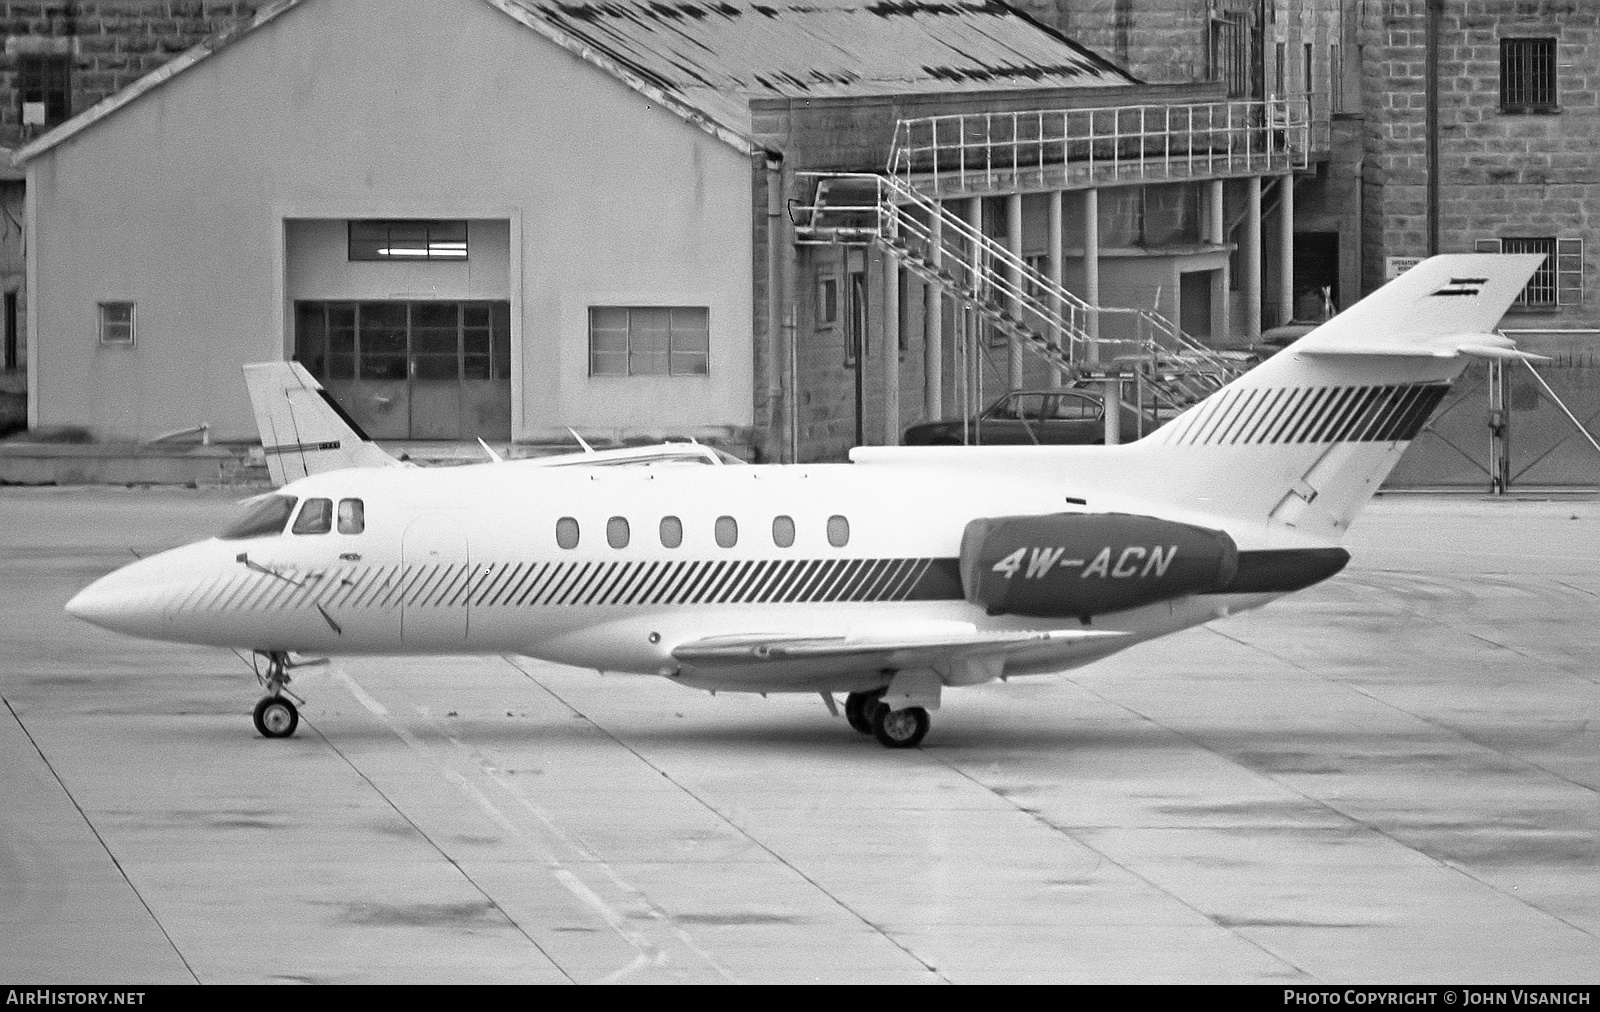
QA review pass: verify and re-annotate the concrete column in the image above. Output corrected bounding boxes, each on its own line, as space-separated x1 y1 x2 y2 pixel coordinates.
1244 175 1262 340
924 203 943 421
1006 192 1024 390
1083 189 1100 359
1047 189 1064 384
1209 178 1225 246
967 196 983 425
1278 173 1295 326
882 252 900 446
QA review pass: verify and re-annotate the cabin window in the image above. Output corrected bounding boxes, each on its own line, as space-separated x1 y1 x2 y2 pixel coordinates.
219 495 297 540
607 516 630 549
291 498 333 535
827 514 850 547
772 516 795 548
555 517 580 550
714 516 738 548
659 516 683 548
338 499 365 535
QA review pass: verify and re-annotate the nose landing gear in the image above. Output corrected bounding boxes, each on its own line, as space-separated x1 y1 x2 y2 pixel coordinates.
250 650 322 739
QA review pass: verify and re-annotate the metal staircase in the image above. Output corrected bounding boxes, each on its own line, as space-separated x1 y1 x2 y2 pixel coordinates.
792 171 1249 420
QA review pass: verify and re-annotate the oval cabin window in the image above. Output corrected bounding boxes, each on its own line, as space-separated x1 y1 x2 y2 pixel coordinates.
715 516 738 548
827 514 850 547
606 516 630 549
772 515 795 548
555 517 580 549
659 516 683 548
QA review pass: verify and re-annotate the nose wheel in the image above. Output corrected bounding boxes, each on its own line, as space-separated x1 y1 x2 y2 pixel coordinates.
249 650 320 739
253 695 299 738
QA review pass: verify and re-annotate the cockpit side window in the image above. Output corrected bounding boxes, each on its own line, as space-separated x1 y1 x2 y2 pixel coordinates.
338 498 365 535
219 494 298 540
292 498 333 535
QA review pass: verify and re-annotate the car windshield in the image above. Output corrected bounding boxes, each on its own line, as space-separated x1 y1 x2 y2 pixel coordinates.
219 494 298 540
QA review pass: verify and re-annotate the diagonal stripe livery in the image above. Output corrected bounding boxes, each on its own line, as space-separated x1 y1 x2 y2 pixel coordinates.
1156 383 1450 446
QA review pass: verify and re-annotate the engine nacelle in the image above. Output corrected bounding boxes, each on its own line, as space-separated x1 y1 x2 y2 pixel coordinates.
959 513 1239 619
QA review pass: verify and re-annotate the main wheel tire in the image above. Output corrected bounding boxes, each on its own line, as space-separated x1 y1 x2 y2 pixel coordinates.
844 690 884 735
253 695 299 738
872 705 929 749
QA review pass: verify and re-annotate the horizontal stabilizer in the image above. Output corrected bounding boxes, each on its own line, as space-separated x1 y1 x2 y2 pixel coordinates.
1299 331 1551 362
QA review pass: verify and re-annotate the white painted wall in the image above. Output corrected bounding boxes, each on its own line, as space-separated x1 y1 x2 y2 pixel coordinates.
284 219 512 302
26 0 754 442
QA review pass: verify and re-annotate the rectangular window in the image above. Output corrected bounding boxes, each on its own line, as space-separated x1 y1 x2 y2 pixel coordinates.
293 301 511 381
347 220 469 261
817 276 839 328
1210 12 1255 98
1476 237 1584 306
98 302 134 346
1330 43 1344 113
587 306 709 377
19 55 70 128
1500 38 1558 112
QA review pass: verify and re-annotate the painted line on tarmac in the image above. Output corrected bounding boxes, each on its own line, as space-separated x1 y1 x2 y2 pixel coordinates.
329 663 735 983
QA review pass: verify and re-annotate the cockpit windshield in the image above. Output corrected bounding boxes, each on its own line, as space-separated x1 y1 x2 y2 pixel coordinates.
219 494 298 540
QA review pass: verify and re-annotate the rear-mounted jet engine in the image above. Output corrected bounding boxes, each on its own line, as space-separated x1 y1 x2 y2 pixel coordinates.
959 513 1239 619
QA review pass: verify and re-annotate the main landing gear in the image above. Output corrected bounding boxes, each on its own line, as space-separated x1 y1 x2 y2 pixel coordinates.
844 689 931 749
251 650 319 739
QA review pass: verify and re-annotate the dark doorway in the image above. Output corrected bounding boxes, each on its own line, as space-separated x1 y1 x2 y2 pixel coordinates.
1180 270 1214 339
4 292 16 371
847 269 867 446
1294 232 1340 322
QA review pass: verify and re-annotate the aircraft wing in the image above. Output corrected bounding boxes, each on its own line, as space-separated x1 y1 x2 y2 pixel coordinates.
672 626 1128 681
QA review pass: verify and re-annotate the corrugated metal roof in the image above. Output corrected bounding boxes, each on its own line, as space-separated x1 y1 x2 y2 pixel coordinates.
498 0 1137 135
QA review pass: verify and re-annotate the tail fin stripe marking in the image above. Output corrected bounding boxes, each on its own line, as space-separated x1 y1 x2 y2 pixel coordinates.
1361 385 1415 442
1216 387 1268 445
1262 387 1313 443
1205 387 1258 446
1300 386 1353 443
1348 384 1399 442
1296 386 1346 443
1317 385 1368 443
1242 387 1294 445
1276 387 1327 444
1176 390 1226 445
1329 386 1384 443
1373 385 1428 442
1389 385 1449 441
1230 387 1280 444
1191 387 1246 446
1305 386 1358 443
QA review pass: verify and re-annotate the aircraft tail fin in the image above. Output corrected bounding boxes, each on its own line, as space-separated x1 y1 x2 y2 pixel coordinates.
1138 254 1547 537
242 361 401 486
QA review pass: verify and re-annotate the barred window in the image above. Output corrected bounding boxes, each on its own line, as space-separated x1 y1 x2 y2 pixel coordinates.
19 55 70 129
1475 237 1583 307
1500 38 1557 112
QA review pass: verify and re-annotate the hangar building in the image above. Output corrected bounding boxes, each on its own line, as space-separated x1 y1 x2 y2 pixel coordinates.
14 0 1309 461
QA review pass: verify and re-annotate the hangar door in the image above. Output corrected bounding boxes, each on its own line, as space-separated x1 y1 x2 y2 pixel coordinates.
294 300 511 440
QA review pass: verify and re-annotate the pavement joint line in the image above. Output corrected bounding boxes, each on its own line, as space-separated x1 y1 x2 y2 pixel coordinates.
332 661 730 984
1202 624 1599 940
1 693 202 985
924 692 1318 984
496 653 952 984
311 666 575 983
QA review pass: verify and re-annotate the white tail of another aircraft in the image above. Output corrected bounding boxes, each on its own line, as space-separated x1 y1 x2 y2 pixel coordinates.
242 362 400 486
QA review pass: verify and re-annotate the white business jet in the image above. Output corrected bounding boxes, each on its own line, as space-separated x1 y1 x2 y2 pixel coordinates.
66 255 1546 747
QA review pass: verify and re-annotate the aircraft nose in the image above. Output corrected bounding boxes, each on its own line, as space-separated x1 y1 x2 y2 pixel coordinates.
65 553 181 637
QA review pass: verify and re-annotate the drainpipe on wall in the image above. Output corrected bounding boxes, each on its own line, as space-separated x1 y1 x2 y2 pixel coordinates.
765 155 785 461
1425 0 1442 256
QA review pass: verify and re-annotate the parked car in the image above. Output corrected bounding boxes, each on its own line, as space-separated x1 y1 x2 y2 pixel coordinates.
903 389 1108 446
